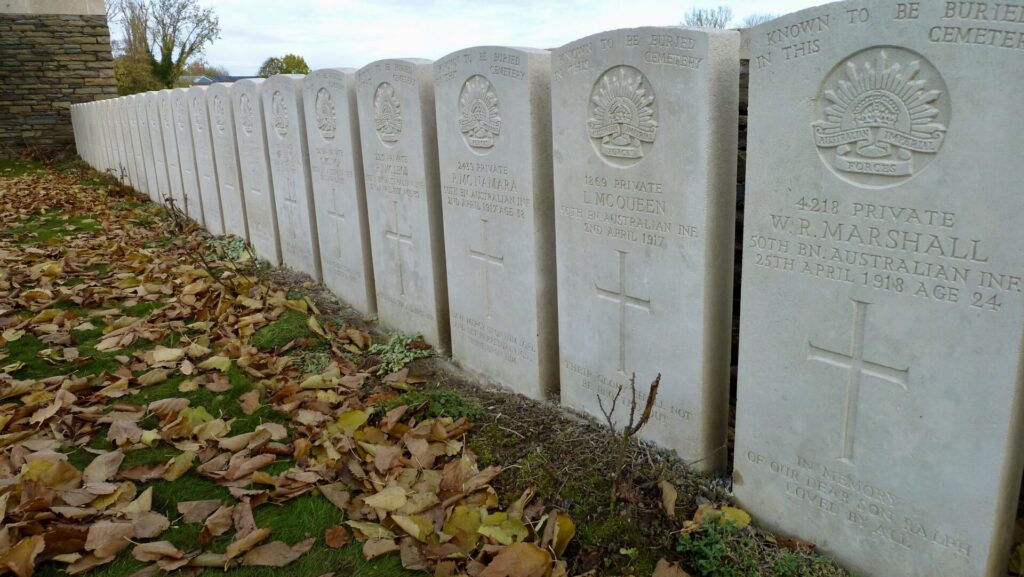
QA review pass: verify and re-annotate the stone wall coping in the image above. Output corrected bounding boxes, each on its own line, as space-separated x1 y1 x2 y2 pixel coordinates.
0 0 105 16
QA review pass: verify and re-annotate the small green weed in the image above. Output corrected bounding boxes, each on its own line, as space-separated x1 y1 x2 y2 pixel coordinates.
367 333 433 374
382 389 483 420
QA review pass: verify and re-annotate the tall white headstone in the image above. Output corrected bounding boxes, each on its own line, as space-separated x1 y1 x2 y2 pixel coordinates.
734 2 1024 576
552 28 739 470
303 68 376 315
188 86 225 235
114 98 133 186
434 46 557 399
126 96 147 194
144 92 171 205
158 89 186 211
133 94 160 202
208 82 249 240
262 74 321 280
232 79 281 265
356 58 450 350
172 87 205 224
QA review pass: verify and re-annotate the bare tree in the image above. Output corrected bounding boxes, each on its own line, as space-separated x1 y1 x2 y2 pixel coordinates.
683 5 734 29
743 13 777 27
109 0 221 88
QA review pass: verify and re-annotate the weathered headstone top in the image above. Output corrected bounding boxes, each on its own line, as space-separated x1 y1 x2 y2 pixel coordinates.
303 68 377 315
434 46 557 399
232 79 281 265
552 27 739 470
734 2 1024 576
356 58 450 351
208 82 249 241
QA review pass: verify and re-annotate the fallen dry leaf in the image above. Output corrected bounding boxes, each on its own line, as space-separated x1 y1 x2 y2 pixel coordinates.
478 542 551 577
325 526 350 549
242 538 314 567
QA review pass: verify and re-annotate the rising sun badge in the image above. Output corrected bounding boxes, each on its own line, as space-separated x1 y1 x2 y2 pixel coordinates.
374 82 402 144
587 65 658 166
813 47 949 187
315 87 336 141
458 74 501 152
271 90 289 138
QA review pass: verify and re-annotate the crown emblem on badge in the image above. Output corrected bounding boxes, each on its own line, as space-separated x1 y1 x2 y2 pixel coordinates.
272 91 289 138
813 48 948 185
239 93 255 135
374 82 402 144
458 75 500 151
588 66 658 163
315 87 336 141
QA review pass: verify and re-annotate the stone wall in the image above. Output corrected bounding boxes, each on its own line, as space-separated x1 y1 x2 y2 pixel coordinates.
0 1 116 157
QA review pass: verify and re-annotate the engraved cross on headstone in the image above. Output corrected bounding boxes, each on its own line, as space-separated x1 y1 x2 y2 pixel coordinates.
326 192 346 267
595 250 651 374
384 199 413 296
808 299 909 465
468 218 505 320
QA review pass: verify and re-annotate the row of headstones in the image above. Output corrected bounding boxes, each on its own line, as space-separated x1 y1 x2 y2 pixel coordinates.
70 3 1023 576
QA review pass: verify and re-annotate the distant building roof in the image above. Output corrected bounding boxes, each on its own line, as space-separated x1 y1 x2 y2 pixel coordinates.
187 75 259 86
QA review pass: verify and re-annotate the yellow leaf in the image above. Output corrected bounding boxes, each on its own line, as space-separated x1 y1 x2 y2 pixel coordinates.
163 451 196 481
137 368 170 386
307 316 327 339
717 507 751 530
334 410 368 435
364 486 408 512
196 355 231 371
552 513 576 557
148 347 184 364
346 520 395 540
2 328 25 342
479 512 529 545
391 514 433 542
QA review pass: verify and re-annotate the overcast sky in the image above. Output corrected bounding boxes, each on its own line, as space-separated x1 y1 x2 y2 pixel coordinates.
192 0 827 75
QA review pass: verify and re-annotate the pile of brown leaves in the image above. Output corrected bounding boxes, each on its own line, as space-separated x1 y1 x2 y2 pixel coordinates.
0 168 576 576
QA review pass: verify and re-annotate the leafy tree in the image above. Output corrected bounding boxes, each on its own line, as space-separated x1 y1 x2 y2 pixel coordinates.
743 13 777 26
109 0 221 88
683 5 734 28
182 59 230 78
114 54 163 95
257 54 310 77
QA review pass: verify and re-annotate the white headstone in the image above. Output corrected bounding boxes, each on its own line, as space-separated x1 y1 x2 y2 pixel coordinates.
262 74 321 280
188 86 225 235
144 92 171 205
552 27 739 470
232 79 281 265
98 100 113 174
208 82 250 240
434 47 557 399
734 2 1024 576
157 89 186 211
356 58 450 350
171 87 205 224
303 68 377 315
114 98 133 186
133 94 160 202
126 96 148 194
